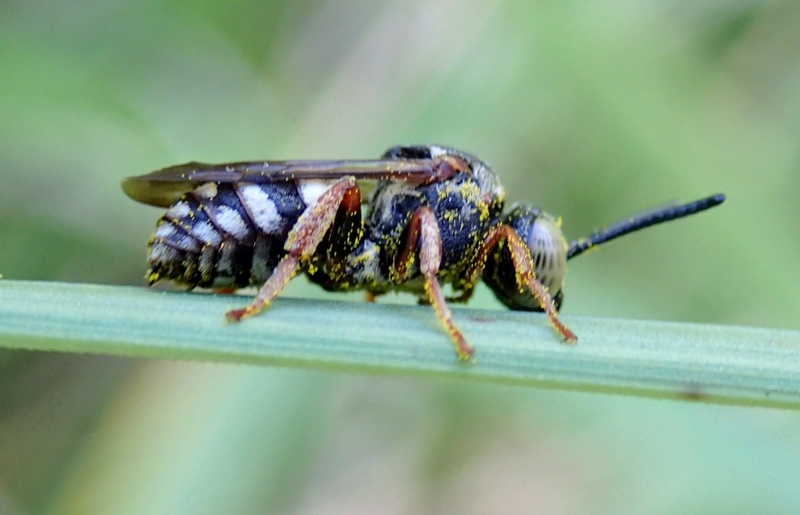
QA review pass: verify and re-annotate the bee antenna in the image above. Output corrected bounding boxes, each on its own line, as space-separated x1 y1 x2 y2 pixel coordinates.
566 193 725 260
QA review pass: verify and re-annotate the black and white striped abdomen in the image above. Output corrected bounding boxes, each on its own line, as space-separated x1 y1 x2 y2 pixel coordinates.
147 181 306 289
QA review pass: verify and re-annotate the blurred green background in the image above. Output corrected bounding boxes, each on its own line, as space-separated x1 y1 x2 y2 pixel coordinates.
1 0 800 513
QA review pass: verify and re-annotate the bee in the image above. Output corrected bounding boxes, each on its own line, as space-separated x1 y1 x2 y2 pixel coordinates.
123 145 725 362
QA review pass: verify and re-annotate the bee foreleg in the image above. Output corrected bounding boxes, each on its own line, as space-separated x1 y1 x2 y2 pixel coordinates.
486 226 577 344
410 206 475 362
226 176 358 322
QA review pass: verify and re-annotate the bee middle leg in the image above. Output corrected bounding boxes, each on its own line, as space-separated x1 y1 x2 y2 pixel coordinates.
226 176 359 322
395 206 475 362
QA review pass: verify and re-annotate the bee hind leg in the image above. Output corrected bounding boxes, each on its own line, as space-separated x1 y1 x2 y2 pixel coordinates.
226 176 358 322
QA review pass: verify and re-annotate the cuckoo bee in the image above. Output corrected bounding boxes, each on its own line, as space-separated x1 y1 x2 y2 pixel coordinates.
123 145 725 362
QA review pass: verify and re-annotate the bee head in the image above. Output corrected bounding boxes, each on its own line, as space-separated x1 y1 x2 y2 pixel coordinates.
482 204 568 312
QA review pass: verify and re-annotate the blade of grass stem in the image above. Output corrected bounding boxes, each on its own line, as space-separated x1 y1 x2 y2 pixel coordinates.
0 280 798 408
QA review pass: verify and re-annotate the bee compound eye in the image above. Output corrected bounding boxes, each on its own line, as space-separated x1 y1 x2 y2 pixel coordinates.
527 216 567 296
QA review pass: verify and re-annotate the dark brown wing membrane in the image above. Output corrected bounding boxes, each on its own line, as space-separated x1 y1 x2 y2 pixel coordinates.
122 159 445 207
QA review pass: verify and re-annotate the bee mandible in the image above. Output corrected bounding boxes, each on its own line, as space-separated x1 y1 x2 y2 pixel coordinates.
122 145 724 362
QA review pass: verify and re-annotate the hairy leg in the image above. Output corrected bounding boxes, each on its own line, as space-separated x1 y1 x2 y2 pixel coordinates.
462 225 576 343
395 206 475 361
226 176 359 321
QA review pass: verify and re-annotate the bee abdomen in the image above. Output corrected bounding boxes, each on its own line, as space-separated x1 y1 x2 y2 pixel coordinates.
147 182 305 289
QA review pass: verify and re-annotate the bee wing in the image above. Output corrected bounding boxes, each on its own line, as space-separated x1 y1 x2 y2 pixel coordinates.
122 158 445 208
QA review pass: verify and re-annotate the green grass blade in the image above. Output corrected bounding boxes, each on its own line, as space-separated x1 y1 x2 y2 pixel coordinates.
0 280 798 408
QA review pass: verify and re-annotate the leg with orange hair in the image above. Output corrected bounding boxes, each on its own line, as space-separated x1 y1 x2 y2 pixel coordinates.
455 225 576 344
226 176 360 322
394 206 475 361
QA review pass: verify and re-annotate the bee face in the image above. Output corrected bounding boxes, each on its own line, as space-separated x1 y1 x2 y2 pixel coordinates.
525 214 568 298
482 204 568 312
